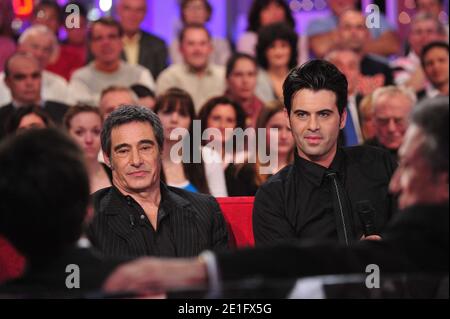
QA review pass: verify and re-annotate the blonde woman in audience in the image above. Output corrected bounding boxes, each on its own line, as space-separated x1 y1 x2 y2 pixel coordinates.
64 105 112 194
155 88 227 196
358 93 376 141
253 101 295 185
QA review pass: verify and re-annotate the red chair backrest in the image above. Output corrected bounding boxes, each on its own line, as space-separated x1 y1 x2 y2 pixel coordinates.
0 235 25 284
216 197 255 248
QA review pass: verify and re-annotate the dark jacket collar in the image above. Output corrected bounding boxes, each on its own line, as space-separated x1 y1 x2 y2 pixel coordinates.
294 148 346 186
105 182 191 216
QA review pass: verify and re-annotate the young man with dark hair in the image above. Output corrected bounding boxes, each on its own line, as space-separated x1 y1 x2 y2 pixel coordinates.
252 60 397 247
418 41 449 99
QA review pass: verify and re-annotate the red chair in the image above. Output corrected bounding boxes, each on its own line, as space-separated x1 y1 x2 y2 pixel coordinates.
0 235 25 284
216 197 255 248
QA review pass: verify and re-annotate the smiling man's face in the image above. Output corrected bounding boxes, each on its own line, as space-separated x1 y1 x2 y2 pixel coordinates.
105 121 161 194
289 89 346 166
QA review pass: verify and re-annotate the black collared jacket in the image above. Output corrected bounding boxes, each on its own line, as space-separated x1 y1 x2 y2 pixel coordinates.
87 184 229 259
253 146 397 246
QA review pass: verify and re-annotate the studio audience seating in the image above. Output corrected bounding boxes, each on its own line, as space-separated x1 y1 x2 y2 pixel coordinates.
216 197 255 248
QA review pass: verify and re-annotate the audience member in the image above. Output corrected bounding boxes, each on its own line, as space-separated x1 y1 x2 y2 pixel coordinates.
0 53 68 139
365 86 416 163
99 86 138 118
154 88 227 196
0 25 69 106
307 0 400 58
117 0 168 79
255 23 298 103
64 105 112 193
170 0 231 66
391 13 445 92
131 84 156 110
237 0 307 65
225 53 264 128
46 1 89 81
156 25 225 112
69 18 155 106
418 41 449 99
4 105 54 136
199 96 253 196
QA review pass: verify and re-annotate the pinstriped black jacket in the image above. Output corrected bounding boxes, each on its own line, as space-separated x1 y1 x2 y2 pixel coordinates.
87 184 229 259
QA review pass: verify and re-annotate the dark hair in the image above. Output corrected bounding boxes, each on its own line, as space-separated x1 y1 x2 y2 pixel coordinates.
411 96 449 176
89 17 123 41
155 88 209 194
283 60 348 115
32 0 63 24
181 0 212 23
178 23 211 43
5 105 54 135
420 41 449 67
131 84 155 99
256 22 298 70
64 104 103 130
199 96 247 133
247 0 295 32
226 53 257 78
101 105 164 158
0 128 89 264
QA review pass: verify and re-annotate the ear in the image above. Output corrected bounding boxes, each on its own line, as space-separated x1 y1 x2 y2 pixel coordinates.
103 152 112 169
4 77 11 90
339 108 348 130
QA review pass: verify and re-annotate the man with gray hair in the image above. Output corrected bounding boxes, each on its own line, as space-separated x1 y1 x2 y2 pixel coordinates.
99 86 138 118
365 86 416 162
0 25 69 106
87 105 228 259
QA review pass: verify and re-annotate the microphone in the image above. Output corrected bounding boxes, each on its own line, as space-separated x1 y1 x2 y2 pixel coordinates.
356 200 378 236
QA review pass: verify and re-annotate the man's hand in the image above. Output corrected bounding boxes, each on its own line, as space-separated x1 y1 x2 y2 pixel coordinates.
102 257 209 296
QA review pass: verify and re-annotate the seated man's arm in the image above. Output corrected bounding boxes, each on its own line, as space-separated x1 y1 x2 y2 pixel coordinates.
209 197 230 252
253 183 296 246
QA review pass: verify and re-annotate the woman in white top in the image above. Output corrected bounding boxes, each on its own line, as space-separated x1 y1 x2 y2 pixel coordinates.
155 88 227 196
64 105 112 194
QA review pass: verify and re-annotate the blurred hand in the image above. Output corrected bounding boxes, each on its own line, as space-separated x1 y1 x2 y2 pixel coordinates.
360 234 382 241
102 257 208 296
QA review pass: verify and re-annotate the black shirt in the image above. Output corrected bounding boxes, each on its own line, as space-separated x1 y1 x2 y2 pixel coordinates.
364 137 398 164
88 183 229 259
253 146 397 246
